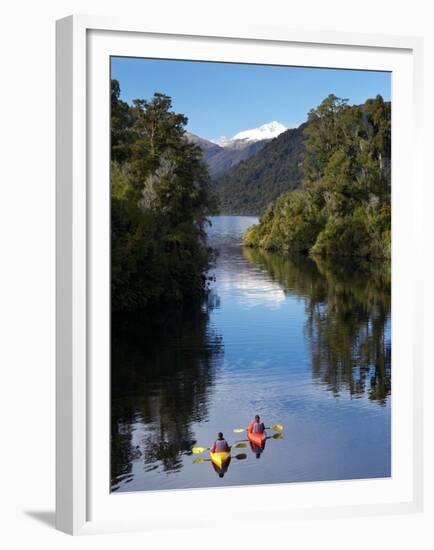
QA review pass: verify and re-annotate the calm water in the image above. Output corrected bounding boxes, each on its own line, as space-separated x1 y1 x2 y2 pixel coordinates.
111 216 391 492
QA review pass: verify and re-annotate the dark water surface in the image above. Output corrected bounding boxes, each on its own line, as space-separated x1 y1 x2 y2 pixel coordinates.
111 216 391 492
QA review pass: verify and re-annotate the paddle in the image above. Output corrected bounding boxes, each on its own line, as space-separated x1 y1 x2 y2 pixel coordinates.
191 447 210 455
193 453 247 464
193 457 209 464
233 424 284 433
191 442 247 455
234 453 247 460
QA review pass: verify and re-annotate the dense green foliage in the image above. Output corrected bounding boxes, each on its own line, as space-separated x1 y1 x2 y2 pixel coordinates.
213 125 305 215
111 80 215 312
244 95 391 259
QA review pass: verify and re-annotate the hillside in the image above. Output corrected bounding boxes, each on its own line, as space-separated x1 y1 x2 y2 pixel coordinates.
243 95 391 259
213 124 306 215
185 133 223 166
186 131 272 178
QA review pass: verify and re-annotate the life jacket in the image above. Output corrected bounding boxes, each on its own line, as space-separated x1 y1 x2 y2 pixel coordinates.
214 438 229 452
252 421 265 434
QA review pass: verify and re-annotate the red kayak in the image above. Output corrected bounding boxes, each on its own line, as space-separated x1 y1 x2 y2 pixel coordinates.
247 430 266 447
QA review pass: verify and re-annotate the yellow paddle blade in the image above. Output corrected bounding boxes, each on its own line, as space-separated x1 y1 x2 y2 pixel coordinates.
234 453 247 460
193 458 205 464
233 428 246 433
233 442 247 449
271 424 284 431
191 447 208 454
272 432 284 440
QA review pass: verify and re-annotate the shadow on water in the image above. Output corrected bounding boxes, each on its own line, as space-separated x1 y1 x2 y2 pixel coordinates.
243 248 391 405
111 296 224 490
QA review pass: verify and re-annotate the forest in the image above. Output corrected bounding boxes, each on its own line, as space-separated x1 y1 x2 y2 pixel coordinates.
110 78 392 491
111 86 391 314
111 80 215 312
213 124 305 214
243 95 391 259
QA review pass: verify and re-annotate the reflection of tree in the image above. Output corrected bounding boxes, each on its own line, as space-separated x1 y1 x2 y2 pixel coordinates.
111 297 223 490
243 248 391 405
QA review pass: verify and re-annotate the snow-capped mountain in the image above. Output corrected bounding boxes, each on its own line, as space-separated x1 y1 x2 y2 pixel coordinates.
213 121 287 147
186 121 289 178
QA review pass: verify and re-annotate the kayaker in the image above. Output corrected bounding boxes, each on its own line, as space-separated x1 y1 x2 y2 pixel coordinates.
210 432 231 453
248 415 265 434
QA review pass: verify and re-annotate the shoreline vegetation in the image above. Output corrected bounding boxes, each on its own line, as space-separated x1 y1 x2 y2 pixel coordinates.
111 80 215 312
243 95 391 260
111 81 391 314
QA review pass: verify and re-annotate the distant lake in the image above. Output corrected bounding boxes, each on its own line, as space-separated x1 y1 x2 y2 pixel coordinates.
111 215 391 492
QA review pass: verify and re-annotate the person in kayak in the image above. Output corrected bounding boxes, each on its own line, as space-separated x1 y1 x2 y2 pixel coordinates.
210 432 231 453
248 415 265 434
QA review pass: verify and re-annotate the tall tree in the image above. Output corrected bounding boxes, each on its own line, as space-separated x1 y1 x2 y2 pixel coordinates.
111 80 214 311
244 95 391 259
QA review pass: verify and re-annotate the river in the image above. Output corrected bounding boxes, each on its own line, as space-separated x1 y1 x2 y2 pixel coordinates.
111 215 391 492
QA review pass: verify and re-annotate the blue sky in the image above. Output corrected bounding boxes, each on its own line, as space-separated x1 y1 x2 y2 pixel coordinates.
111 57 391 141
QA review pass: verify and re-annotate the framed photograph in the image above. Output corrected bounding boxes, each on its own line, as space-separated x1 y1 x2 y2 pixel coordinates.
56 15 424 535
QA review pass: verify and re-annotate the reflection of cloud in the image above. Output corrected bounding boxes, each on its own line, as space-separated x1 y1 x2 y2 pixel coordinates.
217 270 286 310
206 215 286 310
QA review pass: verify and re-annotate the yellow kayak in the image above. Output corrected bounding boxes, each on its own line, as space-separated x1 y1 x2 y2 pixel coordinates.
210 450 230 469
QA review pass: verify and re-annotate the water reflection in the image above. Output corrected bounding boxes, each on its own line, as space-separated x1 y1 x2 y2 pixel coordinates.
111 299 224 490
194 452 248 478
211 457 231 478
249 440 266 459
111 216 391 492
243 248 391 404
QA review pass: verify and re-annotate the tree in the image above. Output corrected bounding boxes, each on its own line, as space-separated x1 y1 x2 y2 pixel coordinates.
110 80 215 311
111 80 134 163
244 95 391 260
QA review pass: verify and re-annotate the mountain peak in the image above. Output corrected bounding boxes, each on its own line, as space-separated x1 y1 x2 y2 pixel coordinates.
213 121 287 147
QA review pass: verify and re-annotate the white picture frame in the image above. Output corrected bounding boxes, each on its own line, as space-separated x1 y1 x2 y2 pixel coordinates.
56 15 425 535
